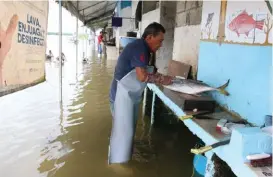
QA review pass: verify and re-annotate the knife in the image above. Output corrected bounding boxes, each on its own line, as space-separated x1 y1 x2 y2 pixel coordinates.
178 111 212 121
190 139 230 154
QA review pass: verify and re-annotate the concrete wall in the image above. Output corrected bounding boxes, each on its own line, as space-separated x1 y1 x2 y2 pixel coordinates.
114 1 134 49
115 6 134 49
131 0 139 19
0 1 48 95
141 8 160 35
140 2 177 75
118 6 135 36
156 1 176 74
143 1 159 14
172 1 203 78
131 0 141 37
198 1 272 125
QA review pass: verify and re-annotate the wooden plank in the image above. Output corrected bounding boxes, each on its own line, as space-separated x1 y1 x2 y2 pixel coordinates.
167 60 191 79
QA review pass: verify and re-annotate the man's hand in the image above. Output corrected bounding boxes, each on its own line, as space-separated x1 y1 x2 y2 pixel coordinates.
153 73 174 85
0 14 18 67
160 75 173 85
135 67 174 85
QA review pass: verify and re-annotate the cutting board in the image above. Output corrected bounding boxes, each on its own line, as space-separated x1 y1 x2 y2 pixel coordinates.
167 60 191 79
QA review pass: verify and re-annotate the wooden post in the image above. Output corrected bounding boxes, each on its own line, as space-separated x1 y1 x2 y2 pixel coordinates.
217 0 227 45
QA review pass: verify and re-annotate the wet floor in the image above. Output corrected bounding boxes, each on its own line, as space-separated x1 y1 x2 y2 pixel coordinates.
0 54 196 177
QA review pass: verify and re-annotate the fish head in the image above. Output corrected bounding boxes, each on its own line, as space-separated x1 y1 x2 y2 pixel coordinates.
228 19 236 31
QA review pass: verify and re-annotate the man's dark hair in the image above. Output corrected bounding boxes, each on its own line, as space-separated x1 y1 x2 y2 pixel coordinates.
142 22 165 39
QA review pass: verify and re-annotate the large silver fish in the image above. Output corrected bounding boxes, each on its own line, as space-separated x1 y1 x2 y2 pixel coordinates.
163 76 230 96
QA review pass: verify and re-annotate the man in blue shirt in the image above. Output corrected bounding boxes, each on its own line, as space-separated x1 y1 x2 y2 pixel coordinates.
108 22 174 164
109 22 173 115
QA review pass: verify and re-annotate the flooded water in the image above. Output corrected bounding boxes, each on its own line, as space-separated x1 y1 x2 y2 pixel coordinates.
0 38 196 177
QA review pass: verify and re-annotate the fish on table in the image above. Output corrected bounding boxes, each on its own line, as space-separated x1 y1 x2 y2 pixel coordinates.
163 76 230 96
228 10 265 37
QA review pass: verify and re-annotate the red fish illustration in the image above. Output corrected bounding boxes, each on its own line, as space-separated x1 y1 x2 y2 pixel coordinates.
228 10 265 37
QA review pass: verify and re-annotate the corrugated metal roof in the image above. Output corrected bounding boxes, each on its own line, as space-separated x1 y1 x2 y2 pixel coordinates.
56 1 118 28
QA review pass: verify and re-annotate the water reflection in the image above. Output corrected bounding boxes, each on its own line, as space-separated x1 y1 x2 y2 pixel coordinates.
0 53 195 177
40 57 115 177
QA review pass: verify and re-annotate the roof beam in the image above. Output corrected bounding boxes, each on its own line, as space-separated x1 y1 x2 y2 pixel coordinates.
56 0 117 28
84 9 114 25
104 1 109 14
85 6 106 18
78 1 105 12
65 1 85 22
85 2 116 18
87 17 111 29
88 15 112 25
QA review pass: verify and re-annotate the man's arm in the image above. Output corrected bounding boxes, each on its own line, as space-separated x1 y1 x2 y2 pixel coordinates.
135 67 173 85
131 48 172 85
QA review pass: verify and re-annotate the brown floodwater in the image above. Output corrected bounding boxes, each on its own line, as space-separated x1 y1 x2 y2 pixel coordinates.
0 54 197 177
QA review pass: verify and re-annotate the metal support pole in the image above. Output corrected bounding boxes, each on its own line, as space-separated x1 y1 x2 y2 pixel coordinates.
82 27 84 58
85 29 87 58
140 1 143 35
76 1 79 79
142 87 147 119
59 0 62 103
151 92 156 125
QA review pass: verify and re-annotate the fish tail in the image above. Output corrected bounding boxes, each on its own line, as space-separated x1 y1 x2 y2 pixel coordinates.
255 19 265 30
217 79 230 96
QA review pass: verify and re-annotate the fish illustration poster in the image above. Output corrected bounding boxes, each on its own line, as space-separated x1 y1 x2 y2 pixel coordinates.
201 1 272 45
0 1 48 90
200 1 221 40
225 1 272 44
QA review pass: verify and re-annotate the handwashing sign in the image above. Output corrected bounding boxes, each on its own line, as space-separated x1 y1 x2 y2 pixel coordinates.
0 1 48 92
18 14 46 46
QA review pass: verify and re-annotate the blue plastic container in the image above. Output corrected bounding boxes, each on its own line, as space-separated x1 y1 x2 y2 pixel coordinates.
193 154 207 176
119 36 138 48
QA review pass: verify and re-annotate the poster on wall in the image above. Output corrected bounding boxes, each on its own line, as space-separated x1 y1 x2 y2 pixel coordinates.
225 1 272 45
200 1 221 40
201 1 272 46
0 1 48 90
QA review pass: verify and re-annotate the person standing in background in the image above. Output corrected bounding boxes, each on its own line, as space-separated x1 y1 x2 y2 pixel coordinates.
97 31 103 57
